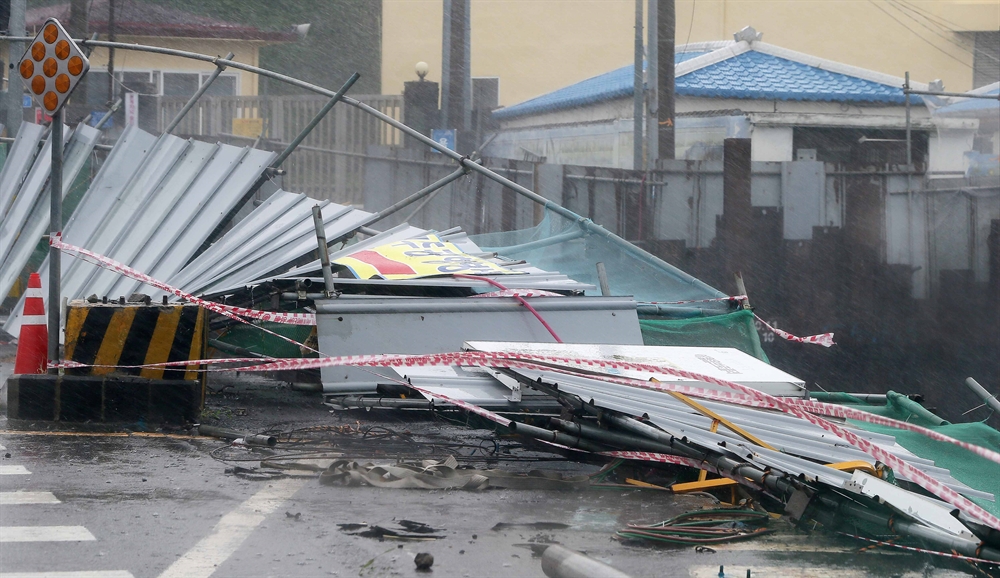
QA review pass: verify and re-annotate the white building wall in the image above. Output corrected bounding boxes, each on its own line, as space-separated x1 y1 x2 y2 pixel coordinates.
751 126 794 161
928 128 977 176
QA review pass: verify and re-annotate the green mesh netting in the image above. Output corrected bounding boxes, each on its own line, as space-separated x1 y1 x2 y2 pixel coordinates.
834 391 1000 518
471 209 728 307
470 209 764 358
638 309 768 362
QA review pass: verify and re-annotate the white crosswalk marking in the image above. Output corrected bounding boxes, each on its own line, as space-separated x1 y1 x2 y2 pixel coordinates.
0 465 30 475
0 526 96 542
0 491 61 505
0 570 134 578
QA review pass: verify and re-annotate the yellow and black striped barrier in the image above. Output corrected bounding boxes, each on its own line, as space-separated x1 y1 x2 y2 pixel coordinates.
64 300 206 380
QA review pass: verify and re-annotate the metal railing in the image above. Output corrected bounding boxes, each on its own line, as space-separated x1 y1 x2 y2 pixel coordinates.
155 93 403 205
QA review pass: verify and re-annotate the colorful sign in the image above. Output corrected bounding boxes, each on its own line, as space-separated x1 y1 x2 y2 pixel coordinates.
333 234 523 280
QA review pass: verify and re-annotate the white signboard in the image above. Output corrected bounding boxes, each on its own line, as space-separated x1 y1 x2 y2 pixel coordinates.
124 92 139 127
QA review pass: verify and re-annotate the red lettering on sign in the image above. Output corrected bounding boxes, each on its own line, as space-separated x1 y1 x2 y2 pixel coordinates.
349 250 417 277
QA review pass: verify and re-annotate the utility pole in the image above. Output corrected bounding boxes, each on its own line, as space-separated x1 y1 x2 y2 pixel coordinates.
645 0 659 169
3 0 26 135
657 0 675 159
632 0 643 171
107 0 116 102
440 0 470 146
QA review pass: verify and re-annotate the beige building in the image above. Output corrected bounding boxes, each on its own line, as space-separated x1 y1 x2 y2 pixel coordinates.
382 0 1000 107
21 0 298 105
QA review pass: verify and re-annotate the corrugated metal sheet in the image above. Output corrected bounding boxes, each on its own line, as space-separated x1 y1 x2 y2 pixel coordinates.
0 122 100 306
173 191 376 297
3 126 276 337
0 122 45 219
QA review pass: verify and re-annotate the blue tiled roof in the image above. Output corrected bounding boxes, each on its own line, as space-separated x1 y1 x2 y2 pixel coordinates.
494 48 914 120
679 51 911 104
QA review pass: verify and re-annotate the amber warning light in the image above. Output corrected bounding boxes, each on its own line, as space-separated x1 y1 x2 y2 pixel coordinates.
18 18 89 114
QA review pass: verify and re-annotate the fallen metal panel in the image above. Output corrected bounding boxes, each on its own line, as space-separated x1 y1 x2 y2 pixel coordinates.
73 136 197 300
316 295 643 393
3 133 277 339
0 122 45 219
168 191 311 291
844 471 978 539
465 341 806 397
2 125 158 337
0 124 99 305
192 198 372 296
99 141 238 298
133 146 276 287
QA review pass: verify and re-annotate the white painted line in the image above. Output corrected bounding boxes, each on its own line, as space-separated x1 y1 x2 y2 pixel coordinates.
0 526 96 542
0 444 6 451
157 477 305 578
0 465 30 475
0 491 61 505
0 570 135 578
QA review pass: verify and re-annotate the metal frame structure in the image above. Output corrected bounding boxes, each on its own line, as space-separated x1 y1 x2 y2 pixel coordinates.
1 35 723 300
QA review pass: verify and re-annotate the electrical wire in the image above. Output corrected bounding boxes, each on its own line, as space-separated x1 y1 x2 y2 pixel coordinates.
867 0 973 70
894 0 1000 64
684 0 697 49
885 0 999 65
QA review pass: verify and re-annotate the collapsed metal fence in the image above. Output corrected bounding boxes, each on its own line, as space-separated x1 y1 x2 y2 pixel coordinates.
156 94 403 205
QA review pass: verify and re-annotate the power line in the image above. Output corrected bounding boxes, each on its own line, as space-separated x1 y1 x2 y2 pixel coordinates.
888 0 999 64
867 0 972 70
684 0 696 48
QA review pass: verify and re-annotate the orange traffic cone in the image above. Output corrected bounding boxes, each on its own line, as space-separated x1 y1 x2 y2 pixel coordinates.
13 273 48 374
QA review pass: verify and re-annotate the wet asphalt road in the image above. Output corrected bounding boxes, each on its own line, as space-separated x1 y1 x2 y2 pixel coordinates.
0 360 984 577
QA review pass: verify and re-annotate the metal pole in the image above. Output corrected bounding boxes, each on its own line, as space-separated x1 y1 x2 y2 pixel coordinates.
646 0 658 168
312 205 336 298
965 377 1000 414
107 0 116 101
3 0 26 136
596 262 611 296
348 166 468 234
905 72 912 172
632 0 644 171
93 98 122 131
164 51 234 134
47 110 63 372
269 72 360 169
198 71 360 257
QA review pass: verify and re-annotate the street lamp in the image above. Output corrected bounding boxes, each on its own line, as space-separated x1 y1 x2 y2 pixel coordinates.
415 61 428 81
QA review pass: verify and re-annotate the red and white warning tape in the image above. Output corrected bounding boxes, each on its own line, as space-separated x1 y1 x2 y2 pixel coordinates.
51 235 319 355
753 314 836 347
47 346 1000 528
837 532 999 565
50 235 317 326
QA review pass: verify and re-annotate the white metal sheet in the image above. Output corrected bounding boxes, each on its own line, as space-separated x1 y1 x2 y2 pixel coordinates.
464 341 806 397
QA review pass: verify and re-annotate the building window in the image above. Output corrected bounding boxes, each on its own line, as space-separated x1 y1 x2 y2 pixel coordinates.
83 69 239 107
973 31 1000 88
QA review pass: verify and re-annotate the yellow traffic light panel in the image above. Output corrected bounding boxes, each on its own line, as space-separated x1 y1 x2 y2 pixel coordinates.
18 18 89 115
